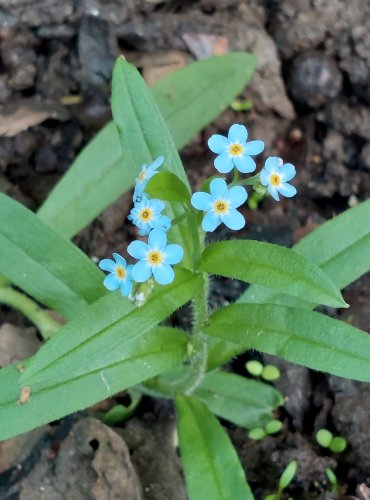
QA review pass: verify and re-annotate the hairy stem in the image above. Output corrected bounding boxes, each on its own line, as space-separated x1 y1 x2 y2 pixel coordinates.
0 287 61 340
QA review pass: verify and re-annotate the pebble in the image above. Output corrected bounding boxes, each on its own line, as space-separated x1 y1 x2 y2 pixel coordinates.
289 52 342 108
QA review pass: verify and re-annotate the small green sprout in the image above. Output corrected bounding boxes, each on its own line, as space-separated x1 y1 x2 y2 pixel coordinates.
249 427 266 440
264 460 298 500
316 429 333 448
316 429 347 453
246 360 263 376
231 98 253 112
262 365 281 381
249 419 283 440
265 419 283 435
330 436 347 453
325 468 340 494
246 360 281 380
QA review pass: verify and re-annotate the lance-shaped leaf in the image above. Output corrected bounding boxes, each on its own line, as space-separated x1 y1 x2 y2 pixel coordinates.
204 303 370 382
38 53 255 239
176 396 254 500
200 240 347 308
111 57 194 268
0 193 105 319
0 327 187 441
21 269 199 383
195 371 283 429
240 199 370 307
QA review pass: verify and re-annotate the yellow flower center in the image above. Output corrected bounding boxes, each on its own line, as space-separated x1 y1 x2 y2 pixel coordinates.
148 250 163 266
115 265 126 280
213 199 229 214
137 170 147 182
269 173 281 187
229 143 244 157
139 208 153 221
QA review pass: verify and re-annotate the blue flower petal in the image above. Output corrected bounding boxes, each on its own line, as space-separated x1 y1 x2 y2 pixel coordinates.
279 183 297 198
154 215 171 231
103 273 120 291
228 185 248 209
191 192 213 211
234 155 256 173
264 156 282 173
267 185 280 201
260 169 270 186
280 163 296 182
244 140 265 156
214 153 234 173
153 264 174 285
148 155 164 172
113 253 127 267
202 211 220 232
210 177 228 198
132 260 152 282
151 199 165 211
148 228 167 250
228 124 247 143
99 259 115 272
120 279 132 296
208 134 229 154
221 210 245 230
127 240 149 260
164 244 184 265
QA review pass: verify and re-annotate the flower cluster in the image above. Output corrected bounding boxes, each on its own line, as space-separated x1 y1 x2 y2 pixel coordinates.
99 124 297 300
191 123 297 231
99 157 183 298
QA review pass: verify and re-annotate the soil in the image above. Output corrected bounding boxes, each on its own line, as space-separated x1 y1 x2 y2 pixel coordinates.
0 0 370 498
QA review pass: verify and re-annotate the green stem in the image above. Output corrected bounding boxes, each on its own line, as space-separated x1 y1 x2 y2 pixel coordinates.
229 172 260 188
0 287 61 340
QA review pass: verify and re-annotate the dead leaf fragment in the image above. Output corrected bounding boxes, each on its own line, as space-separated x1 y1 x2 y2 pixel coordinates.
0 98 69 137
18 386 31 405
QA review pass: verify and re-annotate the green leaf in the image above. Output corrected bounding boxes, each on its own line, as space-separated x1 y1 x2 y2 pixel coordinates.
152 52 255 148
200 240 347 308
208 199 370 372
0 327 187 440
38 53 255 239
0 193 104 319
194 370 283 429
240 199 370 307
111 56 189 187
146 171 191 205
111 57 195 268
21 269 199 383
278 461 298 492
204 303 370 382
176 396 254 500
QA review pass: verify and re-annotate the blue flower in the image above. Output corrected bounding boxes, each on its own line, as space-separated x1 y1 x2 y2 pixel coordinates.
133 156 164 202
127 229 184 285
191 177 248 232
260 156 297 201
128 194 171 236
99 253 133 296
208 124 264 174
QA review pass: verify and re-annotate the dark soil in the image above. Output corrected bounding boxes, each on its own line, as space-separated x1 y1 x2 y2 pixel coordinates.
0 1 370 498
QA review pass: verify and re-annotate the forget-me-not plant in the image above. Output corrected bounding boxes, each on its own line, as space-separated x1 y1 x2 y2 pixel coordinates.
128 194 171 236
208 123 264 174
133 155 164 202
191 177 248 232
99 253 133 296
260 156 297 201
99 123 297 299
128 228 184 285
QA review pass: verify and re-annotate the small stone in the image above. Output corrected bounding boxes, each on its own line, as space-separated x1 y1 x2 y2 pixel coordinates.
289 52 342 108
